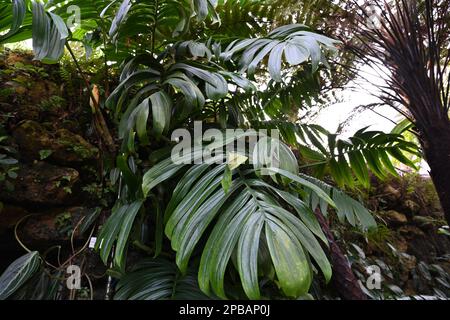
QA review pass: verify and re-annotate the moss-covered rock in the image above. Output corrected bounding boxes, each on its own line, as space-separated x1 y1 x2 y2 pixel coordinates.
382 210 408 226
404 199 421 215
54 128 99 162
13 120 98 164
12 120 50 159
19 207 90 243
1 50 65 124
0 162 79 206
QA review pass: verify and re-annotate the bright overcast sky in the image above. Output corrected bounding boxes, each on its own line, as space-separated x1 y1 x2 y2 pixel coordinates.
314 64 401 137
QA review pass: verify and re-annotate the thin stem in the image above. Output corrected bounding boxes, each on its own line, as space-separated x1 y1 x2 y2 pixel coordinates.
14 215 33 253
65 43 116 152
65 43 99 109
99 19 111 96
151 0 159 55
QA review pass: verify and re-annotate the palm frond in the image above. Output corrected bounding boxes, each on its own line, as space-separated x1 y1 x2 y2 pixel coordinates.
248 120 420 189
114 258 209 300
298 173 376 230
137 133 375 298
220 23 340 80
95 201 143 270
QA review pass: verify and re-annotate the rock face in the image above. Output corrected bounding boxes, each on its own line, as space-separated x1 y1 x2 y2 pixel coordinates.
0 51 102 249
13 120 98 165
347 174 450 298
397 224 450 263
19 207 89 243
383 210 408 226
0 51 62 124
382 184 402 202
404 199 421 215
0 50 108 292
0 162 79 206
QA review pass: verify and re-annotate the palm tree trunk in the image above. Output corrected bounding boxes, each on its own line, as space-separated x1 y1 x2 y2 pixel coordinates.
314 209 367 300
420 120 450 224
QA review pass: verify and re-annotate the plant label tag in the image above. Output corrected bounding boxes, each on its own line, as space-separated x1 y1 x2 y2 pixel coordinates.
89 237 97 249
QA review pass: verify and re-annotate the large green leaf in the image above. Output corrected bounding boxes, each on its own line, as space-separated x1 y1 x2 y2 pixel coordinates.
300 174 377 230
95 201 143 269
163 163 331 299
0 251 41 300
140 135 338 299
32 1 66 63
0 0 26 42
221 23 340 81
114 201 143 270
150 90 172 136
265 217 312 298
114 258 209 300
274 123 420 188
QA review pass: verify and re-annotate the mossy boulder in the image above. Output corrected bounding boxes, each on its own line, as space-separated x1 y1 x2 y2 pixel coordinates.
13 120 98 164
28 80 60 103
5 51 32 65
54 128 99 162
18 207 90 243
382 210 408 226
403 199 421 215
1 50 64 123
0 162 79 206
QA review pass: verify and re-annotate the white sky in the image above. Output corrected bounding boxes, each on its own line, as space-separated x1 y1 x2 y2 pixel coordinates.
312 64 430 174
315 92 399 137
314 64 400 136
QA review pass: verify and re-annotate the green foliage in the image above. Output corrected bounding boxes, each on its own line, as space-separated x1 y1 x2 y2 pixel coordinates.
95 201 143 271
54 211 73 237
0 134 18 192
38 96 66 112
114 258 209 300
166 166 328 299
366 225 393 248
0 0 426 301
138 133 379 298
0 251 41 300
9 269 61 300
275 123 420 189
220 24 340 79
8 61 49 78
38 149 53 160
0 0 29 44
299 173 376 230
